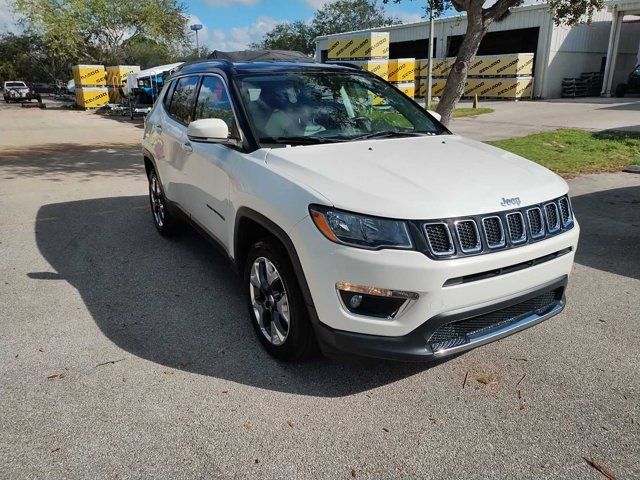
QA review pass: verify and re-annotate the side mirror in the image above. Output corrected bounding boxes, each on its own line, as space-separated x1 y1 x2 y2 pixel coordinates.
427 110 442 122
187 118 239 146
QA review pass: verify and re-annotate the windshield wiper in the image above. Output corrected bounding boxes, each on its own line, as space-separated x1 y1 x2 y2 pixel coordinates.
259 136 349 145
349 130 434 141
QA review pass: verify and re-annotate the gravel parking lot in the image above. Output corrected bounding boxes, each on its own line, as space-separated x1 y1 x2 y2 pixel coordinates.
1 101 638 479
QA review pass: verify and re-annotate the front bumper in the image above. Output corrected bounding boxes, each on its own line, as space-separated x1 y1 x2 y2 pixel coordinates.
315 276 567 361
290 215 579 360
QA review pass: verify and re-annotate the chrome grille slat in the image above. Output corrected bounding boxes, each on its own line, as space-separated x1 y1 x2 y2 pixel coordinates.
527 207 545 239
544 202 561 233
455 220 481 253
558 197 572 227
482 216 506 249
506 212 527 244
423 222 454 256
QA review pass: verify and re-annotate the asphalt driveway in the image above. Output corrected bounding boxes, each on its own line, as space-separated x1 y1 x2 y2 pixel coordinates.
451 96 640 141
0 102 638 479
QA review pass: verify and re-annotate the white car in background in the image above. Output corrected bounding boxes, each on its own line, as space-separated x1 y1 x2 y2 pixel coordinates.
2 81 38 103
141 55 580 362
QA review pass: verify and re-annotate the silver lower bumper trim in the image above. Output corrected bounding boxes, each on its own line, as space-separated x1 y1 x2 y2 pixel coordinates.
432 300 565 358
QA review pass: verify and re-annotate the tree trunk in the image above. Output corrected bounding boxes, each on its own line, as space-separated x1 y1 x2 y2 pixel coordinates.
436 4 491 126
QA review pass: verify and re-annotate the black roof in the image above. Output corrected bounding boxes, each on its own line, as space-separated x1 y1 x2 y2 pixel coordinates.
208 49 316 63
174 50 359 78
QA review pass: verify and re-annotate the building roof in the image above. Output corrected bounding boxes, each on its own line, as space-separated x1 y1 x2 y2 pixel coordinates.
314 3 550 41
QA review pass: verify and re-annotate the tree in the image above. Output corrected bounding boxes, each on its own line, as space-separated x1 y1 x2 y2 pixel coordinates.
312 0 399 36
387 0 604 126
252 0 399 55
250 21 317 54
14 0 190 66
0 31 75 83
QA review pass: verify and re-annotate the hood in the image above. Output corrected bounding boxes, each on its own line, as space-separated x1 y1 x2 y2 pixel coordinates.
265 135 568 219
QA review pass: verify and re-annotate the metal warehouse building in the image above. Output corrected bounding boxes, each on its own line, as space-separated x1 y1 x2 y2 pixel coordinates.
315 1 640 98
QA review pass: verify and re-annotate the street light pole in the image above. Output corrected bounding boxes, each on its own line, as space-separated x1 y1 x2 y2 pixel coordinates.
190 24 203 58
427 2 435 109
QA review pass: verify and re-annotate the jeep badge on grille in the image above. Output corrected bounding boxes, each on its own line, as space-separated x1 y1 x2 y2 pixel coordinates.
500 196 521 207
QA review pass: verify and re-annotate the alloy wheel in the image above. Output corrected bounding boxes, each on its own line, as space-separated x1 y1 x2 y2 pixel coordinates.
150 175 165 227
249 256 290 346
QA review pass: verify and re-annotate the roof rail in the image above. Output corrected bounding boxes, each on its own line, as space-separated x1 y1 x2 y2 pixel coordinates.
207 50 317 63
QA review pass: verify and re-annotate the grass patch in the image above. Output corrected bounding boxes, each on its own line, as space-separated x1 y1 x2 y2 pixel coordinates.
487 129 640 176
428 104 494 118
452 107 494 118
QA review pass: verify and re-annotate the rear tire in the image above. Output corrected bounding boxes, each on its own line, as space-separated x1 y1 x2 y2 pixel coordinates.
148 168 181 236
244 241 315 361
615 83 627 98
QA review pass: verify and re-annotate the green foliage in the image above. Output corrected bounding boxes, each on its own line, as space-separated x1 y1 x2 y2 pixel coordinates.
488 129 640 176
14 0 189 65
311 0 399 36
251 21 316 54
386 0 604 25
548 0 604 25
252 0 399 55
121 37 193 69
0 31 75 83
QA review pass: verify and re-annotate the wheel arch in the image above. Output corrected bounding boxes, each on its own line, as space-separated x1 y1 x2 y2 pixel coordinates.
234 207 317 315
143 148 157 178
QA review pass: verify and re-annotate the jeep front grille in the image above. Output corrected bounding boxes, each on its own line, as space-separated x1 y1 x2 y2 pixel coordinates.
417 195 574 259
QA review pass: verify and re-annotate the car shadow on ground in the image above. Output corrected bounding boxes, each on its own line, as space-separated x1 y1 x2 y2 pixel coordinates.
0 143 142 180
31 185 638 396
571 185 640 281
32 195 429 397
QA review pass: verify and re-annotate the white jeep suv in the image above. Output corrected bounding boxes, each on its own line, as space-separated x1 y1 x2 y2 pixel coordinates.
141 56 579 361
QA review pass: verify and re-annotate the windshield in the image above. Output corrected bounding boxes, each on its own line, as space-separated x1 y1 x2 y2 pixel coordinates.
236 71 447 145
5 82 27 88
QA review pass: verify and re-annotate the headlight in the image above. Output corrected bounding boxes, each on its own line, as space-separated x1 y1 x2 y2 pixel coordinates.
309 205 413 249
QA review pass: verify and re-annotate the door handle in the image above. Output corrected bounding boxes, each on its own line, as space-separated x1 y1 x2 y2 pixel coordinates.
182 142 193 154
154 124 162 133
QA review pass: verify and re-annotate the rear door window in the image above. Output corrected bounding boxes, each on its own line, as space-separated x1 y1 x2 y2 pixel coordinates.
167 76 199 124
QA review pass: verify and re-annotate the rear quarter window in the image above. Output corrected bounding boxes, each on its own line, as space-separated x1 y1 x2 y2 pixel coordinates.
163 80 176 111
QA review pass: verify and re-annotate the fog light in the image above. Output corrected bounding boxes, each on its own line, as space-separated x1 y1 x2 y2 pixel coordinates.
336 282 418 320
349 294 363 309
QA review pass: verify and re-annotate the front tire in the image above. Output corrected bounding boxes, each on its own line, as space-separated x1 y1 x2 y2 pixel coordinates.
244 241 315 360
148 168 180 236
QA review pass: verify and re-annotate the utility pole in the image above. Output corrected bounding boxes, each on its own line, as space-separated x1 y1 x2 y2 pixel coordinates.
190 24 203 58
427 1 435 109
